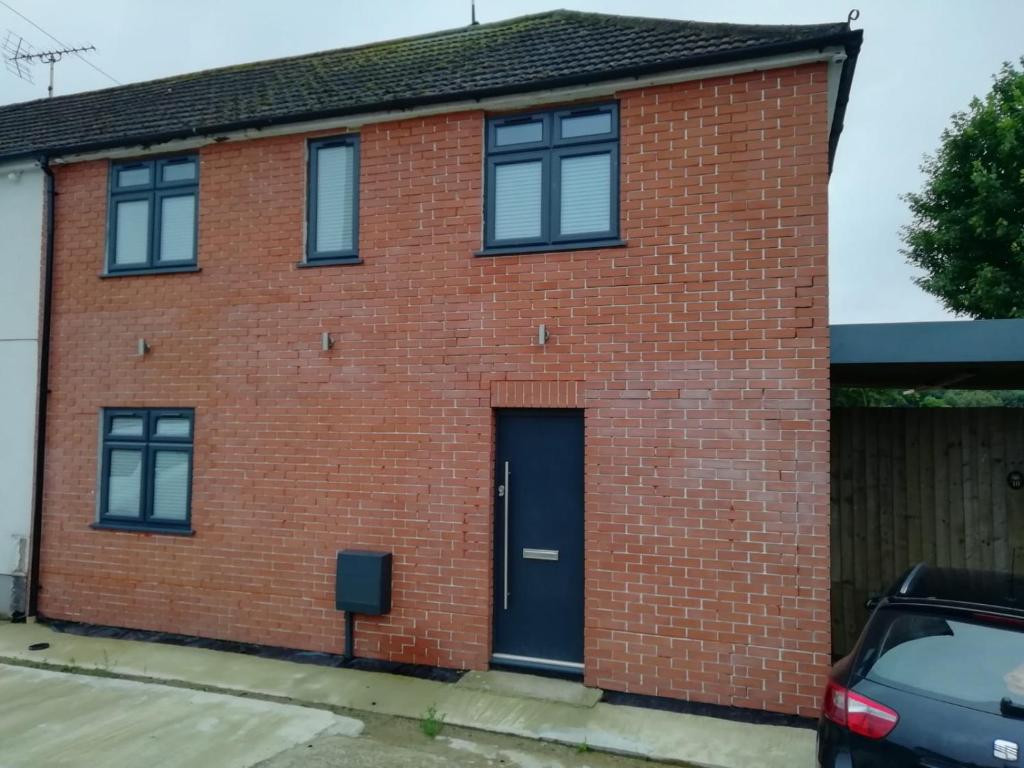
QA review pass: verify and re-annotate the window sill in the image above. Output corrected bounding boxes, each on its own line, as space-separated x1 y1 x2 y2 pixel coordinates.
90 522 194 536
475 239 626 257
296 256 363 268
100 266 201 278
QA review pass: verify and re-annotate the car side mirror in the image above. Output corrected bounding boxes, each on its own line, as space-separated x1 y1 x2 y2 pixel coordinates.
865 595 881 610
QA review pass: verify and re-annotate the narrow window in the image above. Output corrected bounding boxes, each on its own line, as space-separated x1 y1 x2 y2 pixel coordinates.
107 156 199 274
306 135 360 264
483 103 619 254
98 409 194 533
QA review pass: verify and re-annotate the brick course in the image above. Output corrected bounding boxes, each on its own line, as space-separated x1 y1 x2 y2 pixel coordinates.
39 63 830 716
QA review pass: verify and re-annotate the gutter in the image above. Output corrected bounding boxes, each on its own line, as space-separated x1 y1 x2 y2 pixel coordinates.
0 28 864 170
27 155 54 618
52 47 847 167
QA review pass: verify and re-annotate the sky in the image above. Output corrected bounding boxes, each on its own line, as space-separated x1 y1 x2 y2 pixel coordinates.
2 0 1023 324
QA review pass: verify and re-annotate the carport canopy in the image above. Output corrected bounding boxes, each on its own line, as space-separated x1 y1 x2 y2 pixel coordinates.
831 319 1024 390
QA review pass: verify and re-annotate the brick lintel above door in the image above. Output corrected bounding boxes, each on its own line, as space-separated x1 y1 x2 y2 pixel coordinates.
489 380 582 409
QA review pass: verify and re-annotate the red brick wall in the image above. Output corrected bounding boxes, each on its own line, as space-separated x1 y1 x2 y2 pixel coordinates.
39 63 831 716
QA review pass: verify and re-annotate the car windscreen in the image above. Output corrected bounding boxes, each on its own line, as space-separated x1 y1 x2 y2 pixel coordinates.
855 606 1024 715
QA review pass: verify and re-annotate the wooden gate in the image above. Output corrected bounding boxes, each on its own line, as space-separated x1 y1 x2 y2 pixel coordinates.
831 408 1024 656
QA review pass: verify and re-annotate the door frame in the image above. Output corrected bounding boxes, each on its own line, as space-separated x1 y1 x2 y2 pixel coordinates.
489 407 586 676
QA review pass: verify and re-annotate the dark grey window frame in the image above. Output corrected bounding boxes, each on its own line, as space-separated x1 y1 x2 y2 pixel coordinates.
304 134 361 266
480 102 622 256
95 408 195 535
106 155 199 275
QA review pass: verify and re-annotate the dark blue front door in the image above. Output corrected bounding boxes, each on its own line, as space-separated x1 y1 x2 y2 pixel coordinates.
492 409 584 674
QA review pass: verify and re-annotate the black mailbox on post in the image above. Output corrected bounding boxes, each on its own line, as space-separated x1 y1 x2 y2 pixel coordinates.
336 550 392 616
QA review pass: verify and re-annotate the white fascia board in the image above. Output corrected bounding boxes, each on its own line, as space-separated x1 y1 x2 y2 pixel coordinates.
0 159 43 174
52 47 845 165
827 51 848 127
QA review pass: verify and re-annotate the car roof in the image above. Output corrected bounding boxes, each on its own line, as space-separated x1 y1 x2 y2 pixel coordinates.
885 563 1024 618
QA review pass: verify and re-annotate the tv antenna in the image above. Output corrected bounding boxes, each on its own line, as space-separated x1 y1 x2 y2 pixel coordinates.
2 30 95 97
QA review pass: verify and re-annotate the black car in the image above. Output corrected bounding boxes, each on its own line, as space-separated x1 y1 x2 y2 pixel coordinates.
819 563 1024 767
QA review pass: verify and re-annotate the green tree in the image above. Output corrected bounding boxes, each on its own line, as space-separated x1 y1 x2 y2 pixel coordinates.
902 59 1024 318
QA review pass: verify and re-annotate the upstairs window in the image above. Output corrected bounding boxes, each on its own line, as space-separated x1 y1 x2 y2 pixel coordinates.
107 156 199 274
97 408 194 534
483 103 619 254
306 135 360 264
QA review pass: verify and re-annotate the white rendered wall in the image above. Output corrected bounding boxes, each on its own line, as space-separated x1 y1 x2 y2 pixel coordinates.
0 162 43 616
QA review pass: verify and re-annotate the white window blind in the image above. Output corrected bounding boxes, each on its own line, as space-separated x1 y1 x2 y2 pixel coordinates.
151 451 190 521
114 200 149 265
158 195 195 262
494 161 542 240
110 416 144 437
155 417 191 438
108 450 142 517
315 144 355 252
560 153 611 236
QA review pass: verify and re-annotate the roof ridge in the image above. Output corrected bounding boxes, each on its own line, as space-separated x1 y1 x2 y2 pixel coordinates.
547 8 849 32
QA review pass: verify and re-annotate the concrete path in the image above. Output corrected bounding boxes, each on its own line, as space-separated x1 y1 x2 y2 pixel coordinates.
0 622 815 768
0 664 363 768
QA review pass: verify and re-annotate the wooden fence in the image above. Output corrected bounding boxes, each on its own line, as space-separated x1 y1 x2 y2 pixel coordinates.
831 408 1024 656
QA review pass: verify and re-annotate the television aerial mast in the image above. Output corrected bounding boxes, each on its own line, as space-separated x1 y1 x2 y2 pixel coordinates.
2 30 96 97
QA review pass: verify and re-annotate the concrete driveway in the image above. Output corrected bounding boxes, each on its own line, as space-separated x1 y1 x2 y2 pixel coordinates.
0 663 674 768
0 663 362 767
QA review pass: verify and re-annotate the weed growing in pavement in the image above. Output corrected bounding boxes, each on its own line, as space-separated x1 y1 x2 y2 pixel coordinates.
419 705 445 739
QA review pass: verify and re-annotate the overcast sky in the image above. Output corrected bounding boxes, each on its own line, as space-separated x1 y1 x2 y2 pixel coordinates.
3 0 1022 324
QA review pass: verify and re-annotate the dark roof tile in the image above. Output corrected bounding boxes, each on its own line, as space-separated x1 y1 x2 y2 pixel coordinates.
0 10 860 162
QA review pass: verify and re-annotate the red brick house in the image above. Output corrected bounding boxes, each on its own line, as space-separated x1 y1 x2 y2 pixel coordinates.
0 10 861 717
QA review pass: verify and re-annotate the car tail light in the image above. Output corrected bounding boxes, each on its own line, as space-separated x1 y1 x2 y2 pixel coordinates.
823 680 899 739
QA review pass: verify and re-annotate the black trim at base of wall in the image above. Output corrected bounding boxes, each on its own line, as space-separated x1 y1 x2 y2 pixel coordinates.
37 616 465 683
600 689 817 730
